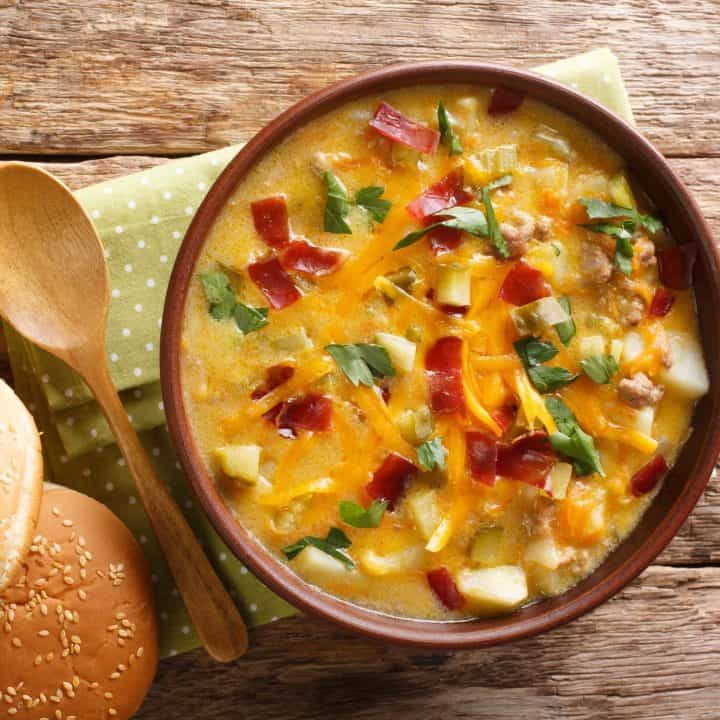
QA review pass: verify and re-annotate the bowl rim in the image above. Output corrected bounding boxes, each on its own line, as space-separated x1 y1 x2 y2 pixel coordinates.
161 61 720 649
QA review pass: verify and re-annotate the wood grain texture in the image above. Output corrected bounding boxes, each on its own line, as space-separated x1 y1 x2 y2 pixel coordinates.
1 1 718 717
0 0 719 157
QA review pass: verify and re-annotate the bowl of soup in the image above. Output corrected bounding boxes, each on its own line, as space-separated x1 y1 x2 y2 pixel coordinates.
161 62 720 648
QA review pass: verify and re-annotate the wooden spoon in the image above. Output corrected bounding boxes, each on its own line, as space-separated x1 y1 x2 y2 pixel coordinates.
0 162 249 662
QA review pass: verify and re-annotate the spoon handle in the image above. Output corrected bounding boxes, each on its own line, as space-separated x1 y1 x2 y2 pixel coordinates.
84 361 249 662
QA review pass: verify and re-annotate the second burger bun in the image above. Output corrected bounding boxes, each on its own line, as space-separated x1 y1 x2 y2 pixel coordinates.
0 484 159 720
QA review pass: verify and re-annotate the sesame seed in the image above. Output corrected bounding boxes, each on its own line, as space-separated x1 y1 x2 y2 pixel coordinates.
109 710 117 717
62 683 72 693
8 708 18 715
137 646 144 657
11 639 21 648
34 656 42 667
78 590 87 601
62 520 73 527
104 693 113 700
109 673 120 681
37 630 49 637
89 683 99 690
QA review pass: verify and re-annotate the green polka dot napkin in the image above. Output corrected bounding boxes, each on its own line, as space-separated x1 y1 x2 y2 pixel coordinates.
4 48 633 657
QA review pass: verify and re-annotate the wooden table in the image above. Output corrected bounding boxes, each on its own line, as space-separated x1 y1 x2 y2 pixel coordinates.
1 1 719 717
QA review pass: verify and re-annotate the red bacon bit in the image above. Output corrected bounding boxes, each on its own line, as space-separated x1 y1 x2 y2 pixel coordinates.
262 402 284 425
427 568 464 610
274 394 333 439
365 452 418 510
251 196 290 249
438 304 470 317
369 102 440 155
497 432 556 487
630 454 668 497
488 86 526 115
428 226 463 255
491 405 517 434
648 287 676 317
499 261 551 306
251 364 295 401
657 245 697 290
466 431 498 486
280 239 349 277
406 169 473 221
248 257 301 310
425 336 465 415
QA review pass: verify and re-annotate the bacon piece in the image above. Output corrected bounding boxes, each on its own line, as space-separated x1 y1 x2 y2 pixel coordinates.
279 239 349 277
369 102 440 154
250 196 290 249
365 452 418 510
498 260 551 306
274 394 333 439
248 257 301 310
488 86 526 115
425 336 465 415
630 454 668 497
466 431 498 486
657 245 697 290
496 432 556 487
406 169 473 221
262 402 284 425
428 226 463 255
251 365 295 401
427 568 464 610
648 287 675 317
491 405 517 434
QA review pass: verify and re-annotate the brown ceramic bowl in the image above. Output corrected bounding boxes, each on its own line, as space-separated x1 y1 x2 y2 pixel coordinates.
161 62 720 648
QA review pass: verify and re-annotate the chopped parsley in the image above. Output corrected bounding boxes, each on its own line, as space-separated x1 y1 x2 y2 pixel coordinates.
580 354 619 384
199 271 268 334
282 527 354 569
481 174 513 259
394 206 488 250
554 296 576 346
324 171 392 232
234 303 269 334
514 336 576 393
325 343 396 387
580 198 663 235
437 101 463 156
355 186 392 223
417 436 447 472
545 396 604 477
339 499 388 528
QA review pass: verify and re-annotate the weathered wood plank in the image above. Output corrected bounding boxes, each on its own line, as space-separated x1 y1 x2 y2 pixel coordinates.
135 566 719 720
0 0 718 157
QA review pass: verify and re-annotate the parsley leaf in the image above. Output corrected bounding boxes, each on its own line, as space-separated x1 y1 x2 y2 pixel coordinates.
417 436 447 472
579 197 662 235
514 336 559 366
482 174 512 259
339 499 388 528
325 343 396 387
234 303 269 334
200 271 236 320
527 366 577 393
514 336 576 393
583 222 634 276
580 354 619 384
545 396 604 477
394 205 488 250
554 296 576 346
323 171 352 233
282 527 354 569
355 186 392 223
437 101 463 156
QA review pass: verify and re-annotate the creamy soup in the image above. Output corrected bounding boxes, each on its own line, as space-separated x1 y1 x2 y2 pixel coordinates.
181 85 708 619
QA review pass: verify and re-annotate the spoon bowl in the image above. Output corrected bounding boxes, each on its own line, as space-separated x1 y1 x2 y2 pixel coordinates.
0 162 249 662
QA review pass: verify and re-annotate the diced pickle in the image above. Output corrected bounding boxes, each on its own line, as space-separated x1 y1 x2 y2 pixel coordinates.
464 144 518 184
524 536 561 570
511 296 569 336
548 462 572 500
406 324 423 343
375 332 417 373
436 264 472 307
396 405 433 445
608 173 636 209
533 124 572 160
406 488 441 541
578 334 606 359
273 327 312 352
470 526 505 565
385 266 418 294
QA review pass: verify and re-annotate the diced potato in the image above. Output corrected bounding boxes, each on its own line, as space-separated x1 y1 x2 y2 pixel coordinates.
534 160 569 194
533 124 571 160
214 445 260 484
375 332 416 373
578 334 606 359
633 406 655 435
610 338 624 363
510 296 569 336
436 265 472 307
608 173 636 209
311 151 352 176
464 144 518 184
406 488 441 541
455 566 528 610
293 545 352 581
658 333 709 400
622 331 644 363
524 536 560 570
470 526 505 566
395 406 433 445
359 545 425 576
548 462 572 500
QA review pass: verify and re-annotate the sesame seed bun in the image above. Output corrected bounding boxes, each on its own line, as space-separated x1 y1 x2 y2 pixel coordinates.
0 484 159 720
0 379 43 593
